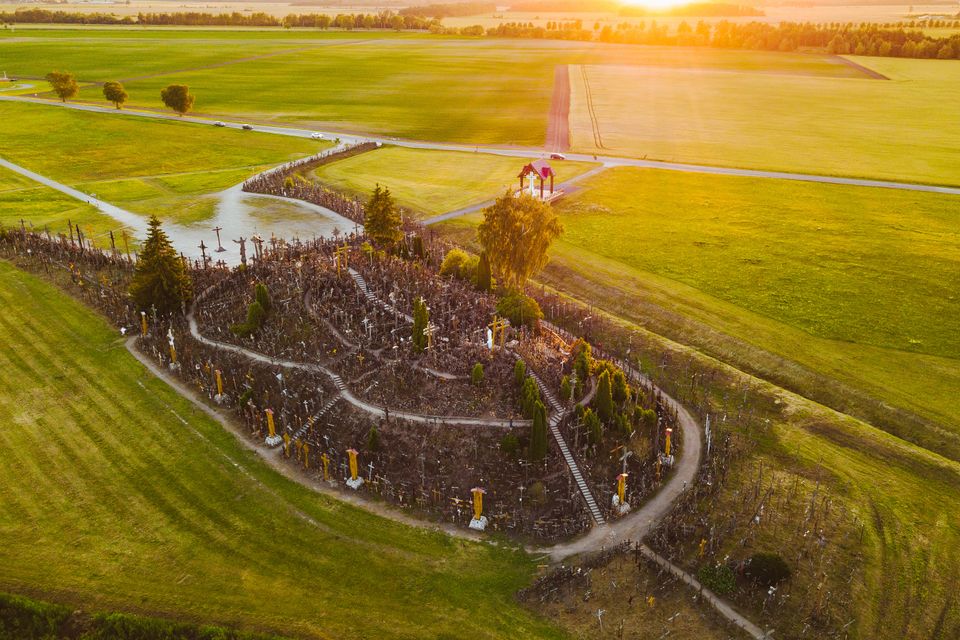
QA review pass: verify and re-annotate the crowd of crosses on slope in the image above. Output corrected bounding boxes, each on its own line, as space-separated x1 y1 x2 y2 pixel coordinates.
0 230 599 541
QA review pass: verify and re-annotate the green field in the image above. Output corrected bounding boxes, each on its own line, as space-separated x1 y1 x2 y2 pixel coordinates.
0 166 124 244
2 28 864 146
552 168 960 454
0 100 325 225
569 56 960 185
312 146 597 218
0 260 562 640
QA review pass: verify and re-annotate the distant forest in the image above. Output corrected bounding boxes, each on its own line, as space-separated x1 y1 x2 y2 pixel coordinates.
2 8 960 61
0 8 439 29
488 20 960 60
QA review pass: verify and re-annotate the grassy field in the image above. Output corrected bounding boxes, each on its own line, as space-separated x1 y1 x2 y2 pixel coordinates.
0 260 564 640
311 146 597 218
569 56 960 185
438 166 960 459
0 166 125 245
2 28 864 147
0 101 326 226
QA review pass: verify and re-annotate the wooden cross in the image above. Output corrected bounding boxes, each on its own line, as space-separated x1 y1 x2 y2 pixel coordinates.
198 240 208 267
213 226 226 252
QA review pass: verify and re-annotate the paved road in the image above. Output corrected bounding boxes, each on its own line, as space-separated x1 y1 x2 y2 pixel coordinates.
6 94 960 196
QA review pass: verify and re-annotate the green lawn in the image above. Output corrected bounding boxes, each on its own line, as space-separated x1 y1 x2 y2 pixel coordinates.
312 146 597 218
0 166 122 245
569 56 960 185
439 166 960 458
0 260 564 640
2 28 864 146
0 101 327 225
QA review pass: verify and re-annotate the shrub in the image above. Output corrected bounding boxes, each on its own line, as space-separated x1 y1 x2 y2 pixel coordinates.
367 425 380 451
440 248 469 277
500 433 520 458
745 553 792 586
559 375 572 402
230 300 266 337
698 563 736 595
495 291 542 329
528 480 546 505
471 362 484 385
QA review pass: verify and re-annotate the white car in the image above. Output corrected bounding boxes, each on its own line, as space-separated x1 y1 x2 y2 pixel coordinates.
549 152 567 160
213 121 226 127
310 132 324 140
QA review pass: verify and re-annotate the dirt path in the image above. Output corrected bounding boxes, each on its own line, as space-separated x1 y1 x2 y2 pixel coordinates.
545 64 570 152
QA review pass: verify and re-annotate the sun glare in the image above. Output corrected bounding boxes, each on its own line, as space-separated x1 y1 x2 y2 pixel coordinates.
622 0 691 9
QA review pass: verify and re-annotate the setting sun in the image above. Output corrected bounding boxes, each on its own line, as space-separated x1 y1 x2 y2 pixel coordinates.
621 0 693 9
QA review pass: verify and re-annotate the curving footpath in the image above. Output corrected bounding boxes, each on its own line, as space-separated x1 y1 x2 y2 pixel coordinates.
186 303 528 429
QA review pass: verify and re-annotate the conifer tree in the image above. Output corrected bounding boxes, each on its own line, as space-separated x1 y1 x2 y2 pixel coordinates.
129 215 192 314
612 369 629 404
476 251 492 292
364 183 403 248
530 400 548 461
596 370 614 424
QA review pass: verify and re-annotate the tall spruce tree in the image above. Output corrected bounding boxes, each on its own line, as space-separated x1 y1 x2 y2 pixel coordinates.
129 215 192 314
530 400 548 461
364 183 403 248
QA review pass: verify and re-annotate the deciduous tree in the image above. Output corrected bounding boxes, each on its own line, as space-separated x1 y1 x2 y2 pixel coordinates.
102 81 128 109
477 190 563 291
45 71 78 102
160 84 195 116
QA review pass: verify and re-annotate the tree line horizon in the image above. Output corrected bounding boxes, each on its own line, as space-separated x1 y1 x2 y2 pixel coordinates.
4 8 960 60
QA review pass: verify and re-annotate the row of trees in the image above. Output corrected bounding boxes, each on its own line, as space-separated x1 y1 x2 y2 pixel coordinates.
0 9 439 30
490 19 960 60
44 72 195 115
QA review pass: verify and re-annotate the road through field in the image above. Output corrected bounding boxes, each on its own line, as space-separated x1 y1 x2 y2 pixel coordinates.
5 95 960 196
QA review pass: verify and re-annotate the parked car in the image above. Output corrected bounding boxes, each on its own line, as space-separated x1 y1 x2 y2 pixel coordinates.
242 124 253 131
213 121 226 127
310 132 324 140
549 152 567 160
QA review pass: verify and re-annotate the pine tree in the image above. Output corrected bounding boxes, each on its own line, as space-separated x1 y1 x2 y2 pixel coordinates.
596 370 614 424
129 215 192 314
522 376 541 419
476 251 492 292
254 282 271 314
411 297 428 353
364 183 402 248
514 359 526 388
584 408 603 447
560 375 572 402
530 400 548 461
612 369 629 404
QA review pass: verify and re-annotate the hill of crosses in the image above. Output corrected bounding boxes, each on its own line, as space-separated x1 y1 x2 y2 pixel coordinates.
1 226 681 542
